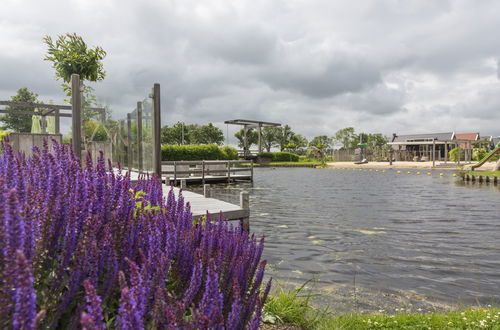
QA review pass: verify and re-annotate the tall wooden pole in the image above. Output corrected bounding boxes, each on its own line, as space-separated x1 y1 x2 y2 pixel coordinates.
152 83 162 178
127 113 132 169
258 124 262 153
55 108 60 134
137 102 143 171
71 74 82 161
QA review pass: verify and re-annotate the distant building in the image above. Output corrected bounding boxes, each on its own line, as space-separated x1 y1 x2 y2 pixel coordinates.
388 132 456 160
388 132 483 161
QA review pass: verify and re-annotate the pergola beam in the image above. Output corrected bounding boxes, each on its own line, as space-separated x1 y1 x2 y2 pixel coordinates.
224 119 281 158
0 109 72 117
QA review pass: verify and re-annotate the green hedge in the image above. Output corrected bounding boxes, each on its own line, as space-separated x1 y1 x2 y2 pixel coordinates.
161 144 238 161
257 151 300 162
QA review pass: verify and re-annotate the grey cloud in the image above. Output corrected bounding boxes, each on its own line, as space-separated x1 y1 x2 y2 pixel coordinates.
1 0 500 139
497 58 500 80
260 52 381 98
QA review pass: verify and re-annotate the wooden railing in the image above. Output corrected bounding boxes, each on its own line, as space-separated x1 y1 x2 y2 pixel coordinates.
161 160 253 185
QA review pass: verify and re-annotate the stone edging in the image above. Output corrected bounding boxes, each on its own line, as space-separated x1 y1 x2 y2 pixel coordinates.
463 174 498 184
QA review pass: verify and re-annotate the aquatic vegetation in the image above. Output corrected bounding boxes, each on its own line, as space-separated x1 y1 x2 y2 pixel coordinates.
0 141 270 328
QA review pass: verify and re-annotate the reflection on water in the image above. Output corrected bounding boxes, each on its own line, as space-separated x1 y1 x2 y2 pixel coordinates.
188 168 500 312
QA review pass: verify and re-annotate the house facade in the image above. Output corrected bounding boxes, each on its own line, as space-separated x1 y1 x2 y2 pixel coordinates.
388 132 476 161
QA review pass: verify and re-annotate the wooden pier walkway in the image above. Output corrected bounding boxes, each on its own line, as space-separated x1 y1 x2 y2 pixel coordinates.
123 169 250 229
163 186 250 224
162 160 253 185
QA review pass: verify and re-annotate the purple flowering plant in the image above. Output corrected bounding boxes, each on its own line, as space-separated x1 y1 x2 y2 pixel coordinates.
0 141 271 329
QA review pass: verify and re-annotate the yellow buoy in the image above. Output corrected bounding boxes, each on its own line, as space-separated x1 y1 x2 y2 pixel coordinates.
440 173 444 177
416 172 421 175
382 170 386 173
397 170 401 174
375 169 379 172
369 169 373 172
427 173 432 176
407 171 411 174
452 173 457 177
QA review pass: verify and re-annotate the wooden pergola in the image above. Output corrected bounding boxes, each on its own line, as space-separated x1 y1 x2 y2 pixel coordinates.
0 101 105 135
224 119 281 158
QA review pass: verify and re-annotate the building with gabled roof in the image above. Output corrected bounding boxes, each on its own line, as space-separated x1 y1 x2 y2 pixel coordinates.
388 132 472 162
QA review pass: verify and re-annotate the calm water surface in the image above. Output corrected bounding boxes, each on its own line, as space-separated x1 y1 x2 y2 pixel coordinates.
190 168 500 312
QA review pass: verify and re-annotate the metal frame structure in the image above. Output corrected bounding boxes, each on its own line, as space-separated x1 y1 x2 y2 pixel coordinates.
224 119 281 158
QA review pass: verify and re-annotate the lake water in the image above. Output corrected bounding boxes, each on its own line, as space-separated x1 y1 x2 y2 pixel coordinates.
189 168 500 313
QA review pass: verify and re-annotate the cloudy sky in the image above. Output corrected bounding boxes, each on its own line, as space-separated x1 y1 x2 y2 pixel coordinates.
1 0 500 141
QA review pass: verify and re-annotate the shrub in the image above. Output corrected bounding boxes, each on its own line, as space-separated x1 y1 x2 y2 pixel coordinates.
448 147 464 162
221 145 238 160
161 144 238 161
256 152 300 162
257 152 273 159
271 152 300 162
472 148 488 161
0 142 270 328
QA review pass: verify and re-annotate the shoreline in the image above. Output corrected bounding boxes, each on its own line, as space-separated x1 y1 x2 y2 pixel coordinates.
326 161 497 171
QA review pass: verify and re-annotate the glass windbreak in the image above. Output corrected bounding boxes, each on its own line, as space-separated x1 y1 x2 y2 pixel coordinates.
110 96 153 174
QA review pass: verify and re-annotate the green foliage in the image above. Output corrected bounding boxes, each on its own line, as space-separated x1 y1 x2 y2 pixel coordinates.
263 281 321 328
310 136 333 150
234 128 259 149
161 122 224 145
0 88 40 132
287 134 308 154
261 127 281 152
43 33 106 83
161 144 238 161
84 120 109 142
333 127 356 149
472 148 488 161
257 152 300 162
257 152 273 159
334 127 388 150
220 145 238 159
264 283 500 329
449 147 466 162
271 152 300 162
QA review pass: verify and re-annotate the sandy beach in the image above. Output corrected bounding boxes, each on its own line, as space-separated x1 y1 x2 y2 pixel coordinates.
326 161 497 171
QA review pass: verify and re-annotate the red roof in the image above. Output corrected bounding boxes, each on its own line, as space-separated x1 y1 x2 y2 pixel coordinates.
455 133 479 141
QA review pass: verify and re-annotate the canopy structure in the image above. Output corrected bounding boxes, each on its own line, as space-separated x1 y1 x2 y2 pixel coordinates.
224 119 281 157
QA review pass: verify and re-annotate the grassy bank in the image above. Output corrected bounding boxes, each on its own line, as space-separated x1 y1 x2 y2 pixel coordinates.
466 170 500 177
263 285 500 329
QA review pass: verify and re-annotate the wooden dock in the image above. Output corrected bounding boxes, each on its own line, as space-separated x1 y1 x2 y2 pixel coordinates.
122 169 250 229
162 160 253 185
163 186 250 224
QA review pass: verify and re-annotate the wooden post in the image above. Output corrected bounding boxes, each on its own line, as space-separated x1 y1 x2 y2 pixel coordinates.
71 74 82 161
250 160 254 182
41 115 47 133
243 126 249 158
227 161 231 183
173 161 177 186
445 142 448 163
152 83 162 178
137 102 143 171
457 142 461 165
432 139 436 168
127 113 132 169
204 184 211 198
258 123 262 153
202 160 205 184
180 179 186 190
240 191 250 232
55 108 60 134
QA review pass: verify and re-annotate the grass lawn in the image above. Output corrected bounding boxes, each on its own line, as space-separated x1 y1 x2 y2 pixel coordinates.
467 171 500 177
264 284 500 329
